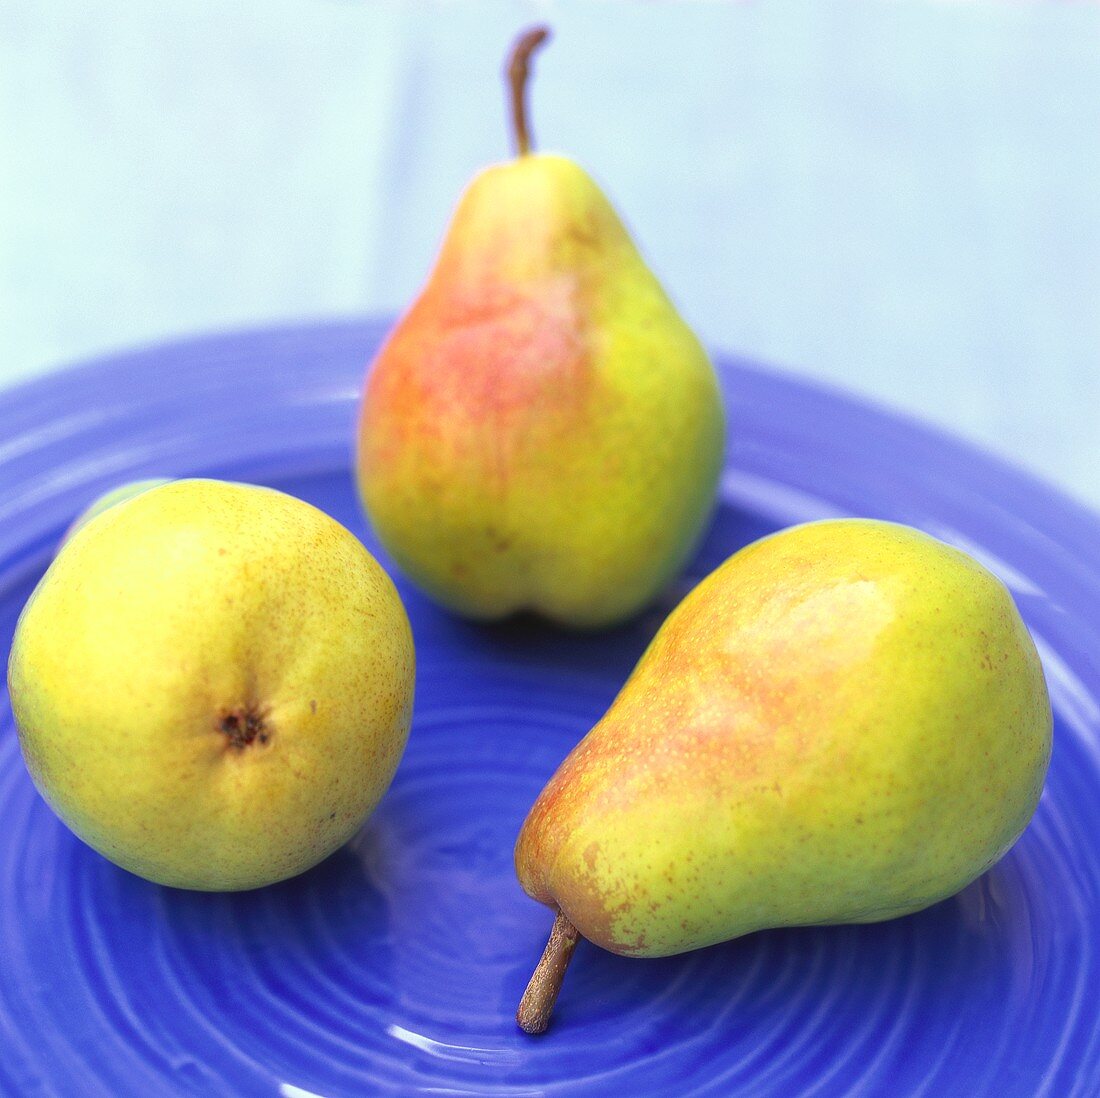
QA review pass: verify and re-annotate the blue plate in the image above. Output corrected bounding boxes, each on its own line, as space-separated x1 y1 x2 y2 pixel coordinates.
1 320 1098 1096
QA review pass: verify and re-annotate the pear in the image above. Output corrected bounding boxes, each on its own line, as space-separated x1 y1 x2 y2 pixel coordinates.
8 479 415 890
356 27 725 628
514 519 1052 1033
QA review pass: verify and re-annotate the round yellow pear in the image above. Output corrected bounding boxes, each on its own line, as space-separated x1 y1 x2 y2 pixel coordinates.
7 479 415 890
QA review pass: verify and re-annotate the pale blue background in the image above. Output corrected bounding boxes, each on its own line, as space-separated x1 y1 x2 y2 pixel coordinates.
3 3 1099 503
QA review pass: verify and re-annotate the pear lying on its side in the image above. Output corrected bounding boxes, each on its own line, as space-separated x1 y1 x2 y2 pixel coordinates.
514 519 1052 1033
356 27 725 628
9 479 415 890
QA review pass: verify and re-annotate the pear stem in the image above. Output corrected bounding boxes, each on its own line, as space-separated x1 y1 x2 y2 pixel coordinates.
516 908 580 1035
506 25 551 157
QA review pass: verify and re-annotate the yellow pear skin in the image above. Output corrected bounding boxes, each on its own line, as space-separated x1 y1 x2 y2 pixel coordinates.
60 477 172 547
356 29 725 628
8 479 415 890
515 519 1051 1031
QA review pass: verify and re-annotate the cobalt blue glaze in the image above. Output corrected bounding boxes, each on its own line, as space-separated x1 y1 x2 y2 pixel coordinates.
1 320 1098 1095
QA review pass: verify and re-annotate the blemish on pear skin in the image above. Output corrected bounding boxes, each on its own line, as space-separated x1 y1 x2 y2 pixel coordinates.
617 933 650 957
485 527 513 553
219 707 270 749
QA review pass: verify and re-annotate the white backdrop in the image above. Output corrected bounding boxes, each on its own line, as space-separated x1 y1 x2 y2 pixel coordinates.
3 2 1099 504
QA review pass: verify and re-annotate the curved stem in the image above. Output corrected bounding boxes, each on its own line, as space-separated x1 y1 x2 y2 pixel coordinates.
516 908 580 1035
506 25 551 156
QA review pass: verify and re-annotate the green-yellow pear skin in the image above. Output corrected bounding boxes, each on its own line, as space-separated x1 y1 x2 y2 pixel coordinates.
8 479 415 891
356 28 725 628
514 519 1051 1033
60 477 173 548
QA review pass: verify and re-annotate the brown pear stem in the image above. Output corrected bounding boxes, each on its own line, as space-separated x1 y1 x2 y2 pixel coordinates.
506 25 551 157
516 908 580 1035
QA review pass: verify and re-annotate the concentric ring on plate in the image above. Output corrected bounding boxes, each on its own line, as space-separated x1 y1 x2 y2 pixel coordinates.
0 321 1098 1095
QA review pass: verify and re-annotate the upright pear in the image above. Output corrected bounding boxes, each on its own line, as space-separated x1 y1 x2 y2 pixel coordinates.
514 519 1052 1032
357 27 725 628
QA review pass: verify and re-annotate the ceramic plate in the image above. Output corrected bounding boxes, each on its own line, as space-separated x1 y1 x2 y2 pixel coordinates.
1 321 1098 1096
